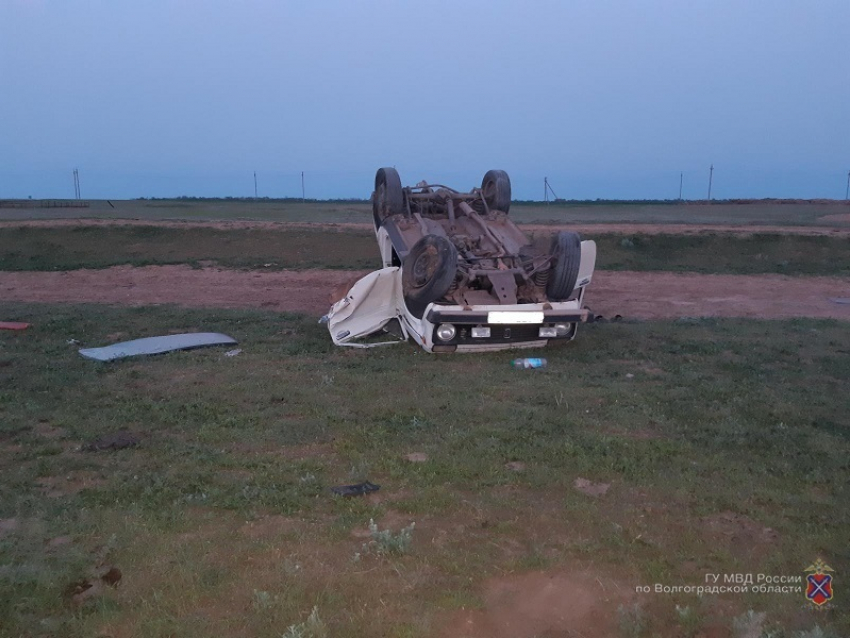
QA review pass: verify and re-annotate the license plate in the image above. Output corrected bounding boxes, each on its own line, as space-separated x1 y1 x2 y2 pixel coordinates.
487 311 544 324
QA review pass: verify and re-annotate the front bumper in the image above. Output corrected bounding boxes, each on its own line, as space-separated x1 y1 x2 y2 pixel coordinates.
425 306 589 325
421 302 588 353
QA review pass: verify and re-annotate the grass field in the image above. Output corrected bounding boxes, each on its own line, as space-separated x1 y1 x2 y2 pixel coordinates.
1 303 847 637
1 198 849 226
0 226 378 272
2 225 849 277
1 202 848 636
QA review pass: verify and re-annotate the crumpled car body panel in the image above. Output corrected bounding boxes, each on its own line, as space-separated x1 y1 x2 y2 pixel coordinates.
327 267 408 347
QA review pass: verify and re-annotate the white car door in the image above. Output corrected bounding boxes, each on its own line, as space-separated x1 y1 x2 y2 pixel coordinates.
326 267 408 347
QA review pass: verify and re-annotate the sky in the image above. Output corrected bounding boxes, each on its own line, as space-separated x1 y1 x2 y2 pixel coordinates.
1 0 848 200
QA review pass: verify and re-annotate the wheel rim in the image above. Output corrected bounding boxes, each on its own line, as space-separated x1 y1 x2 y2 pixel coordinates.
376 182 387 219
411 247 437 288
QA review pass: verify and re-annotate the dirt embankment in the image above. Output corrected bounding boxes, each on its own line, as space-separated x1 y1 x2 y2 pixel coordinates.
2 265 849 320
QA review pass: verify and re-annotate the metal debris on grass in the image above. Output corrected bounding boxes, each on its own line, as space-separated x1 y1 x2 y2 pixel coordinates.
78 333 237 361
0 322 30 330
330 481 381 497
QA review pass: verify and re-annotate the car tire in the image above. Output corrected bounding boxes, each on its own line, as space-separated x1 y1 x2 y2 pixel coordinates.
546 231 582 301
373 167 404 228
402 235 458 319
481 170 511 214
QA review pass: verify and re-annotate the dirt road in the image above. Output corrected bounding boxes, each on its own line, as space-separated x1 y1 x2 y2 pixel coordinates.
2 218 849 236
2 266 848 320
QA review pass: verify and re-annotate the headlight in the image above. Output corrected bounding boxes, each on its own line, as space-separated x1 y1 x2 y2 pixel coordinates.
538 326 558 338
435 323 456 342
554 323 571 337
471 326 491 338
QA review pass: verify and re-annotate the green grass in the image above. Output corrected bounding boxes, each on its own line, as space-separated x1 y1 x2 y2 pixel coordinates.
2 198 849 226
0 225 378 271
515 200 850 227
592 232 850 276
2 225 849 277
0 303 847 636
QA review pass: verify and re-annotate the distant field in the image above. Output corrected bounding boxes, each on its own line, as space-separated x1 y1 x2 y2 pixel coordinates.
2 225 849 277
1 198 849 226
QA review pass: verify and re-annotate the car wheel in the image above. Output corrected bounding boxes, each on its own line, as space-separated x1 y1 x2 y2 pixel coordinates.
546 231 582 301
373 167 404 228
481 170 511 214
402 235 458 318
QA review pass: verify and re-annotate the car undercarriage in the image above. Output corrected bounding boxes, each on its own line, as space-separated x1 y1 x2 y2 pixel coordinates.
325 168 597 352
372 168 588 317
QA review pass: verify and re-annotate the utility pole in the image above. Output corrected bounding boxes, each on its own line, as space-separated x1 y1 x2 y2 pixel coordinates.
254 171 258 198
72 168 81 200
544 177 559 203
679 172 683 200
707 164 714 201
301 171 305 201
846 170 849 200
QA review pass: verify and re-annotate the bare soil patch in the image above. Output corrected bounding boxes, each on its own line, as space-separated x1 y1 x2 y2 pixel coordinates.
0 265 360 316
818 213 850 224
2 265 849 320
700 511 779 559
573 477 611 497
438 568 635 638
586 271 850 320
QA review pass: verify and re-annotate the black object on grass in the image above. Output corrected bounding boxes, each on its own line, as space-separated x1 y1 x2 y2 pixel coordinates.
330 481 380 497
83 431 141 452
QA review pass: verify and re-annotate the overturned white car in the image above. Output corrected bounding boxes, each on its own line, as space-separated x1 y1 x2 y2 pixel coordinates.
326 168 596 353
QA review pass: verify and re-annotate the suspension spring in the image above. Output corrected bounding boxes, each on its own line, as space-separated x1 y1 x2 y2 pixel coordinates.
534 269 550 287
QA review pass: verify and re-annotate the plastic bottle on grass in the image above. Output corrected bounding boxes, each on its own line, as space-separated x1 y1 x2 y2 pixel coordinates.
511 357 547 369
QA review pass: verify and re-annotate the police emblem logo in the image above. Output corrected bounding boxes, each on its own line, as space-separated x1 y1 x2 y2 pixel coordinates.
804 559 834 608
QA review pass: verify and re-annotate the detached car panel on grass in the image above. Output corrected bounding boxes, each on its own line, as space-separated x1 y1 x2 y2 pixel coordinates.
327 168 596 352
